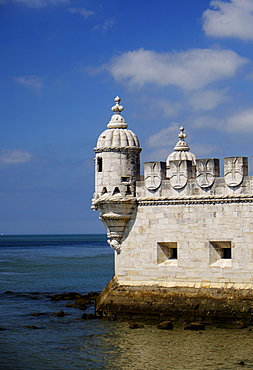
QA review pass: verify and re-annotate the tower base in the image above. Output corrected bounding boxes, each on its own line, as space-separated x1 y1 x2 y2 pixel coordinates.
96 277 253 324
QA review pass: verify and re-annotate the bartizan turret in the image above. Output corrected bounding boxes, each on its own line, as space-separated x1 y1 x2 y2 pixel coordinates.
91 96 142 252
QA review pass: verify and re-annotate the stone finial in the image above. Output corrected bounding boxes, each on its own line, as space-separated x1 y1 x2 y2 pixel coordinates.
174 126 190 152
111 96 124 113
107 96 128 129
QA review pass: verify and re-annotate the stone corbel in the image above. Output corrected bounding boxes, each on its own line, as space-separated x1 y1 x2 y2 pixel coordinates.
107 237 121 253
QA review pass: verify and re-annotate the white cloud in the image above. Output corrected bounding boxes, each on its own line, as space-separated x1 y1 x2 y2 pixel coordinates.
93 18 116 33
106 48 247 90
188 88 229 110
191 108 253 133
155 99 181 118
226 108 253 132
131 97 181 120
68 8 95 19
191 115 223 129
146 123 179 148
191 143 219 157
0 149 32 164
203 0 253 40
0 0 68 6
13 75 43 95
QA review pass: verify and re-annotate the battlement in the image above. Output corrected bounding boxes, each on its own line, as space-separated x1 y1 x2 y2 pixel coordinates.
137 157 251 200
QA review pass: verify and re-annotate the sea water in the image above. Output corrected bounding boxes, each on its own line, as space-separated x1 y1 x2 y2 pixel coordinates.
1 234 253 370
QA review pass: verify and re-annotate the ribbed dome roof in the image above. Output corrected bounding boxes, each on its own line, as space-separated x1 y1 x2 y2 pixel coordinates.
166 126 196 165
167 150 196 163
96 128 140 149
95 96 141 151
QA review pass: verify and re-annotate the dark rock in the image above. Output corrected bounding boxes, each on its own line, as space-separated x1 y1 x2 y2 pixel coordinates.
217 322 248 330
31 312 48 316
4 291 13 294
52 310 65 317
81 313 98 320
128 321 144 329
238 360 245 365
86 292 99 300
66 303 76 308
157 321 173 330
50 292 98 303
50 292 81 301
184 322 205 331
74 298 90 309
26 325 40 329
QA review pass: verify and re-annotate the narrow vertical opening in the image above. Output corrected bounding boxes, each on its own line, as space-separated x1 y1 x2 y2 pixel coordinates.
222 248 231 259
97 157 102 172
171 248 177 259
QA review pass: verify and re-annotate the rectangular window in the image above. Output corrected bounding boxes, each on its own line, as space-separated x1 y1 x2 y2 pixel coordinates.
209 241 232 266
157 242 177 265
121 176 130 183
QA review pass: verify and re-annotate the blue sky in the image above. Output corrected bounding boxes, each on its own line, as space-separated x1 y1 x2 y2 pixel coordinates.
1 0 253 234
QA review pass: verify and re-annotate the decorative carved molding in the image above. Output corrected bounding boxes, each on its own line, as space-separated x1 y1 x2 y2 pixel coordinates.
138 194 253 206
94 146 142 153
92 196 137 253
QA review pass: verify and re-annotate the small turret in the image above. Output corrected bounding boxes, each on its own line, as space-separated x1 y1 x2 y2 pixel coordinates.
93 96 141 198
92 97 142 252
167 126 196 166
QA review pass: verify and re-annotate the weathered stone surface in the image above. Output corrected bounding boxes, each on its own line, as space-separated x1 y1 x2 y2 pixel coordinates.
96 279 253 324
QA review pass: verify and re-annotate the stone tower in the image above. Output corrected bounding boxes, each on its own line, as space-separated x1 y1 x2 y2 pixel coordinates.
92 96 142 252
93 102 253 323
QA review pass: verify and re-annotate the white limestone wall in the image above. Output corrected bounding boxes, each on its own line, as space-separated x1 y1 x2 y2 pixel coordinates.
95 150 140 196
115 185 253 289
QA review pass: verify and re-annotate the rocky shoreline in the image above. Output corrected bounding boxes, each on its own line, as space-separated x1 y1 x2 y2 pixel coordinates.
2 290 253 332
